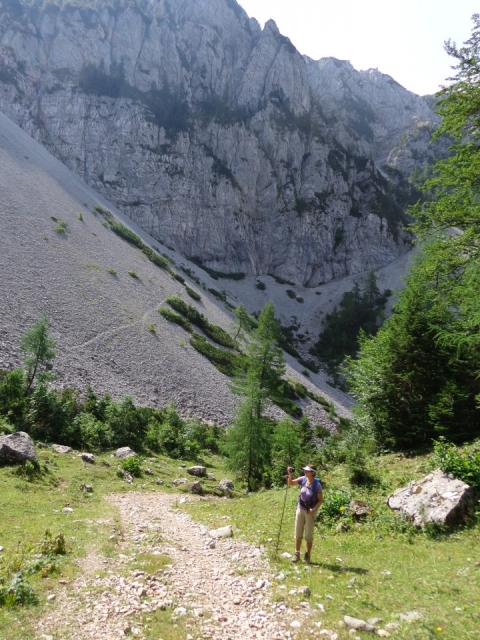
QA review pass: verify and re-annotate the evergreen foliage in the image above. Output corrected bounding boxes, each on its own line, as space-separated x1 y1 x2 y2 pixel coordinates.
347 17 480 450
225 302 287 490
310 273 389 375
20 315 56 395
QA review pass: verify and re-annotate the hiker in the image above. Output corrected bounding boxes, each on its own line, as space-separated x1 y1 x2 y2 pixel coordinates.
287 464 323 563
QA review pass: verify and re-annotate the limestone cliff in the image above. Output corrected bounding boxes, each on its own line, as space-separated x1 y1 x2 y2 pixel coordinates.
0 0 439 285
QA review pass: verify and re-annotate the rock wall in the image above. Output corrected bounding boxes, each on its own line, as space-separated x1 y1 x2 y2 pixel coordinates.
0 0 439 285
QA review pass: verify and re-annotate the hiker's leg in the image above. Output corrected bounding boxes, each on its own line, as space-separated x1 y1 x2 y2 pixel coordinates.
294 508 305 551
305 513 314 553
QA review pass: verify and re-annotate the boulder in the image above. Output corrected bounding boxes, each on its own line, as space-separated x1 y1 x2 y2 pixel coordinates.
216 477 235 497
208 525 233 539
387 469 476 527
349 499 372 518
186 465 207 477
0 431 36 462
81 453 95 464
52 444 72 454
189 481 203 495
115 447 137 459
344 615 376 632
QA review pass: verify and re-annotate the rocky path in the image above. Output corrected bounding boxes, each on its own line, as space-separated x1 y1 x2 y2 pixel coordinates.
37 492 317 640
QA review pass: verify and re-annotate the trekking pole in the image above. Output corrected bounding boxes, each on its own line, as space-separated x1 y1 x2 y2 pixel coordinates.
274 466 293 560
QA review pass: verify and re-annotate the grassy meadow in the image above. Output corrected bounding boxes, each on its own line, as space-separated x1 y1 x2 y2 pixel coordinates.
0 449 478 640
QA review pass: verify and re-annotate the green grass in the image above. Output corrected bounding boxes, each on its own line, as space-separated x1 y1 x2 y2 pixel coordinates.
181 453 480 639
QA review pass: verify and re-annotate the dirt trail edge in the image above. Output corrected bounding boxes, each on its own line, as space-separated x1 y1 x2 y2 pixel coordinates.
37 492 310 640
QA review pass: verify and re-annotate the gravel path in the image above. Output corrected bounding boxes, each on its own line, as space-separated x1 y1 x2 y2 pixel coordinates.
36 492 325 640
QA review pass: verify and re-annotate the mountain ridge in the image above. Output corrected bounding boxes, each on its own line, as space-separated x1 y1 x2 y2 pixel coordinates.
0 0 440 285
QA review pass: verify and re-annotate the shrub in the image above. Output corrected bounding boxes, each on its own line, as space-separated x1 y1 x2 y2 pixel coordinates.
128 270 140 279
166 297 236 348
72 412 113 450
0 369 27 428
172 272 185 284
107 268 117 275
317 489 352 524
255 280 266 290
96 206 170 271
77 212 83 221
105 396 149 449
433 437 480 488
286 289 296 299
51 217 68 234
185 286 201 301
158 307 193 332
120 456 142 477
190 334 243 377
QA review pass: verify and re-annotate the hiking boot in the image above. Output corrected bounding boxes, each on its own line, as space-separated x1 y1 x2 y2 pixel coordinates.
291 551 300 563
303 551 311 563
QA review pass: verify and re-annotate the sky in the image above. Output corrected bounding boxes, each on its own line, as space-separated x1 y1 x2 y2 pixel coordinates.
236 0 478 96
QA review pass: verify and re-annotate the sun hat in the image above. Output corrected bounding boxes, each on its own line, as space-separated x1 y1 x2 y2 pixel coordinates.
302 465 316 473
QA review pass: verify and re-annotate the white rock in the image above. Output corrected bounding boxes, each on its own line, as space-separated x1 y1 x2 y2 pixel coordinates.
208 525 233 539
290 620 301 628
398 611 422 622
344 615 376 632
376 631 390 638
281 552 292 559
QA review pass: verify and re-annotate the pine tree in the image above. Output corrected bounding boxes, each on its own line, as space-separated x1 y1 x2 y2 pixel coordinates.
20 315 56 395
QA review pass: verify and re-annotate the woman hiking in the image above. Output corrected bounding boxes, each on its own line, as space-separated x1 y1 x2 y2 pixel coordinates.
287 464 323 563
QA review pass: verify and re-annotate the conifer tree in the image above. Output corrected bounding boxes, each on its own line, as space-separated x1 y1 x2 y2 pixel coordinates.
347 16 480 448
20 315 56 395
225 301 285 490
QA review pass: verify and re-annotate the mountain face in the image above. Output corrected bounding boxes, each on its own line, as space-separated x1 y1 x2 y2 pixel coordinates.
0 0 439 286
0 108 349 425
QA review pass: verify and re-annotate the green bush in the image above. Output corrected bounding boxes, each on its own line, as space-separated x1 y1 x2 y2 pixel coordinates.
0 369 26 428
185 285 201 301
158 307 193 332
172 272 185 284
95 206 170 271
105 396 149 450
128 270 140 279
255 280 266 290
120 456 142 477
433 437 480 488
190 334 243 377
51 217 68 234
317 489 352 524
72 412 113 450
286 289 296 299
166 297 236 348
